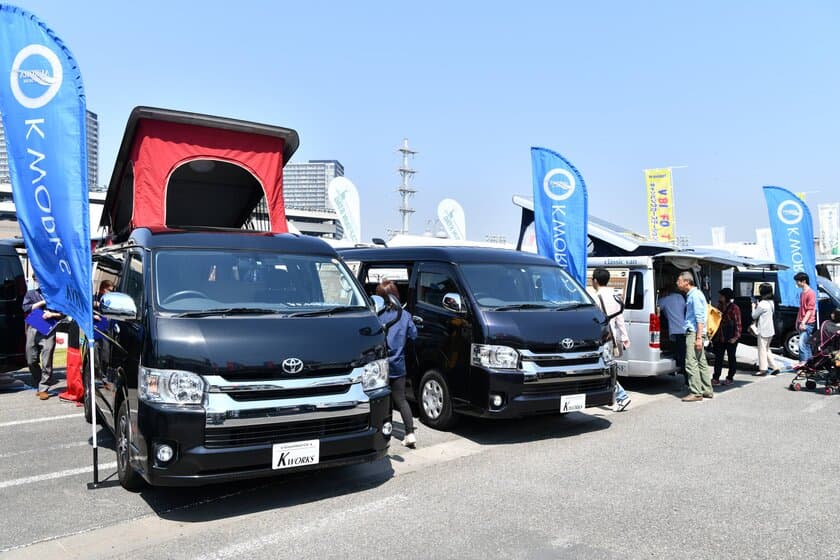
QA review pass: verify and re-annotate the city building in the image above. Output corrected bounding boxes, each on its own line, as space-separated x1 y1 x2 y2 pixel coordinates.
282 159 344 210
0 110 99 191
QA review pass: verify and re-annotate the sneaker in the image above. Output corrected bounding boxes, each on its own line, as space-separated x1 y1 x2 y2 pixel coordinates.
681 394 703 402
722 378 734 386
614 398 631 412
711 379 721 386
403 432 416 449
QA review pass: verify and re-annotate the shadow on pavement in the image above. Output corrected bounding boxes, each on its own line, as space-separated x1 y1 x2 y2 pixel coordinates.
138 457 395 523
620 374 686 399
434 410 611 446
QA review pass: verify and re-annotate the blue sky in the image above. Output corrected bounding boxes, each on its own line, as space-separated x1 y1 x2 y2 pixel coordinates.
10 0 840 245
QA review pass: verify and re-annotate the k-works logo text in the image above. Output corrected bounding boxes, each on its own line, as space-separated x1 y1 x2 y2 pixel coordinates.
10 44 63 109
276 452 316 468
543 168 577 268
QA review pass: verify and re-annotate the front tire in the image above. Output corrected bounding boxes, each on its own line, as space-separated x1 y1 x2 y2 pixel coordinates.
417 370 457 430
782 331 800 360
116 400 145 492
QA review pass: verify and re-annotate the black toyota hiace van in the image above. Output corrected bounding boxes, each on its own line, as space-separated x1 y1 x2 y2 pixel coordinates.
342 246 617 429
93 230 391 489
89 107 391 489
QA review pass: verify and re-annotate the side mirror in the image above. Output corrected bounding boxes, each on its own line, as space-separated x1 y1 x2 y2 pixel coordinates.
371 295 386 314
100 292 137 319
442 292 465 313
387 293 401 310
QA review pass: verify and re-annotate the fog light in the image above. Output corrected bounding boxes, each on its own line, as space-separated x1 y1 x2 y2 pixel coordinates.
155 444 174 463
382 421 393 436
490 394 503 408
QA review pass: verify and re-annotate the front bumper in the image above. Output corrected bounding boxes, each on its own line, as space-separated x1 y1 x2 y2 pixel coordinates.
458 362 616 419
132 387 391 487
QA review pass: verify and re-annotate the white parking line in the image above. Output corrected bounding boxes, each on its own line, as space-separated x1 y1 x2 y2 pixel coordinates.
0 413 83 428
0 462 117 490
0 441 89 460
197 494 408 560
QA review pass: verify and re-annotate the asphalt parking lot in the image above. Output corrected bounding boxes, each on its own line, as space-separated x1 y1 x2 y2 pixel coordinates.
2 348 839 559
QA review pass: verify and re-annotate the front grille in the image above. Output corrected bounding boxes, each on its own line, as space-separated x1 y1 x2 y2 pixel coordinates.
521 377 611 397
204 415 370 448
524 356 600 368
217 365 353 381
226 384 351 402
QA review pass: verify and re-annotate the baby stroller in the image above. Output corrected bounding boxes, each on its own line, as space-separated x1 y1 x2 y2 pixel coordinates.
789 323 840 394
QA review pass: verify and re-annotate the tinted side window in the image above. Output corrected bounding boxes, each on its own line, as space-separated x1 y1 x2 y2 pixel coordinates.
121 252 144 310
363 265 412 302
93 252 125 298
624 271 644 310
0 255 22 300
418 271 459 310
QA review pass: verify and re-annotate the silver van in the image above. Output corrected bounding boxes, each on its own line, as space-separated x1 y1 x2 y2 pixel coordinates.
587 251 777 377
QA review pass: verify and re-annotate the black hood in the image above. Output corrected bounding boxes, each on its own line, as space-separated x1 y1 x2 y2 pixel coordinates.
480 306 607 353
149 312 385 380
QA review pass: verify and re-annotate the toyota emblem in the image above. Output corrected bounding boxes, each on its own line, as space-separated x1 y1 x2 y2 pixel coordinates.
560 338 575 350
282 358 304 374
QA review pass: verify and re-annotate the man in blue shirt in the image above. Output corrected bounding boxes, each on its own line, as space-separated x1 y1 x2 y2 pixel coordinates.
376 280 419 448
658 286 687 384
676 271 712 402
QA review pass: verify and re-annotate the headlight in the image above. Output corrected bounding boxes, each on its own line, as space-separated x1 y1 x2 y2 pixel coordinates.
601 342 615 364
471 344 519 369
139 366 206 404
361 359 389 392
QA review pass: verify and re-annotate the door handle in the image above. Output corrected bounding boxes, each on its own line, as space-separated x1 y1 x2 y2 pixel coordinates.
412 315 424 329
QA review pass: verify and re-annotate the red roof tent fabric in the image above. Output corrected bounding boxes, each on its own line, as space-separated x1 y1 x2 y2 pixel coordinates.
102 107 300 237
132 119 288 232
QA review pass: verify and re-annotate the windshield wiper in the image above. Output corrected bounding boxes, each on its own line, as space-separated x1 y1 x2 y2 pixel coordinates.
175 307 283 318
286 306 367 318
552 302 591 310
491 303 555 311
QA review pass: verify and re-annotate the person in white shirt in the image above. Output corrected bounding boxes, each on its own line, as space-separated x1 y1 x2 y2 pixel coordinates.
591 268 631 412
751 282 780 376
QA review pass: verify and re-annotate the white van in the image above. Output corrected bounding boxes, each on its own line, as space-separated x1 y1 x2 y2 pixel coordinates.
587 251 776 377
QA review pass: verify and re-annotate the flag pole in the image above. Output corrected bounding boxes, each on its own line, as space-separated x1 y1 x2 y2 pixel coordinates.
89 338 99 486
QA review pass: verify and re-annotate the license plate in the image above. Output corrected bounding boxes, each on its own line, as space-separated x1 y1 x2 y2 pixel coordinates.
272 439 320 470
560 393 586 413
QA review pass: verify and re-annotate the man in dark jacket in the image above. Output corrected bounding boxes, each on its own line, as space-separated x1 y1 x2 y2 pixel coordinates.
22 276 62 400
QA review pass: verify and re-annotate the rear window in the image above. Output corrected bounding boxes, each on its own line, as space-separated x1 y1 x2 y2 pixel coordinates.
624 271 644 310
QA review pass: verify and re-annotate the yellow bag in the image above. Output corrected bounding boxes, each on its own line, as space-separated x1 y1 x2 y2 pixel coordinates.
706 305 722 339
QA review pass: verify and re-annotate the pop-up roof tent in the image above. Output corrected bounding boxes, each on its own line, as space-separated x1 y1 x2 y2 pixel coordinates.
101 107 300 240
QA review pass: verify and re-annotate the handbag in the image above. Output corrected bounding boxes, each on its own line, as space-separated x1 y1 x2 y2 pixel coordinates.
749 322 759 336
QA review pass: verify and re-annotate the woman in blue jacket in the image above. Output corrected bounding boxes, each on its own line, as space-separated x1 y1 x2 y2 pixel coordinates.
376 280 418 448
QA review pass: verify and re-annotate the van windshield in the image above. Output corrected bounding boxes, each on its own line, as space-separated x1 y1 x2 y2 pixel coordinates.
154 250 367 313
460 263 593 310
